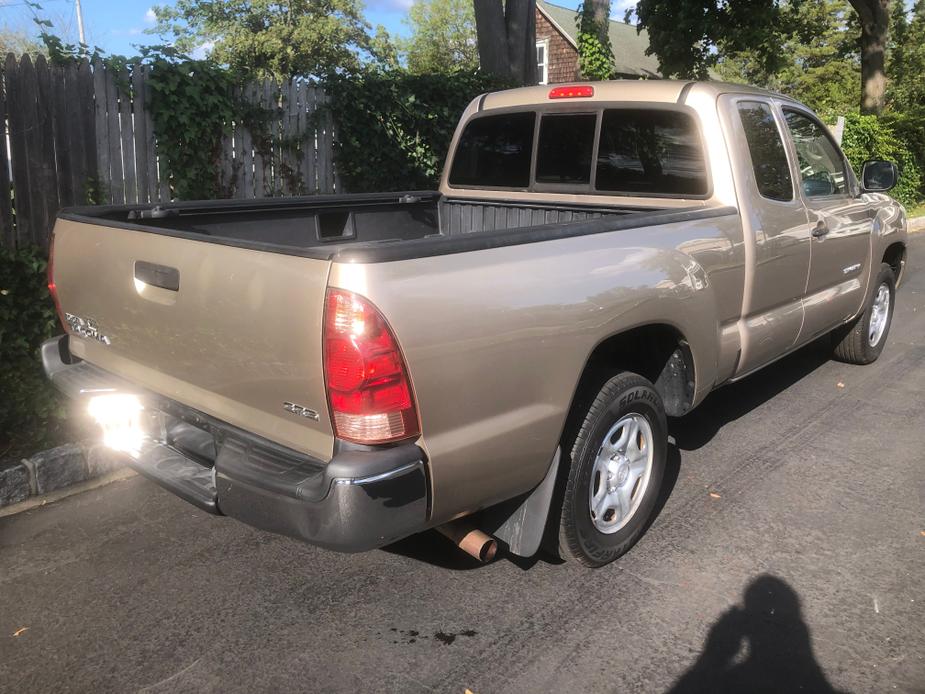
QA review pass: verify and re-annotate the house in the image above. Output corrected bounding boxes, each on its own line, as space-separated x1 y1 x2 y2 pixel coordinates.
535 0 661 84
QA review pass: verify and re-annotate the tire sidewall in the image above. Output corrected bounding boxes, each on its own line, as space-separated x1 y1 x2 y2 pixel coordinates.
565 378 667 566
863 265 896 358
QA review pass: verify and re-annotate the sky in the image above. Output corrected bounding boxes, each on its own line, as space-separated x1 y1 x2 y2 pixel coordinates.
0 0 636 58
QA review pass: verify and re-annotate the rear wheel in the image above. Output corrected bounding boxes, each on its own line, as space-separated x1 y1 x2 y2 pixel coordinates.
832 263 896 365
556 372 667 568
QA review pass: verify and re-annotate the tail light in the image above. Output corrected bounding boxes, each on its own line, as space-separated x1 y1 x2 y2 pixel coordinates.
323 288 420 444
47 233 66 330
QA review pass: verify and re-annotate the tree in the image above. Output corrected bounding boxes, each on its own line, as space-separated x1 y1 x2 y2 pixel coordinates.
149 0 387 78
576 1 614 79
473 0 536 85
401 0 479 73
888 0 925 112
0 28 45 56
717 0 859 113
634 0 892 114
847 0 890 114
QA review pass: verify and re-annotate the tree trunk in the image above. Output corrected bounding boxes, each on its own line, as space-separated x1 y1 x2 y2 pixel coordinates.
848 0 891 115
589 0 611 45
474 0 537 85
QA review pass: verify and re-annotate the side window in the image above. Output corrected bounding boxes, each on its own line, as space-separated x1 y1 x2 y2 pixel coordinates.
448 112 536 188
783 109 848 197
736 101 793 201
535 113 597 185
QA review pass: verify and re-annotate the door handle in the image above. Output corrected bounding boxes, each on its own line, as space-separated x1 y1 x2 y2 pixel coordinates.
811 221 829 238
134 261 180 291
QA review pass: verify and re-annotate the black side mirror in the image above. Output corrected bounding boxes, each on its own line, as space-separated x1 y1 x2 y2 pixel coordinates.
861 160 898 192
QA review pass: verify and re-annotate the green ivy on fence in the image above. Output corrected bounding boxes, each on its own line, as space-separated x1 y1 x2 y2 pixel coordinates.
324 68 510 192
0 247 66 458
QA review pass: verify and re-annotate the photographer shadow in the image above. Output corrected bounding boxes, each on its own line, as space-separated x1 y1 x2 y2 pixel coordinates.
668 574 846 694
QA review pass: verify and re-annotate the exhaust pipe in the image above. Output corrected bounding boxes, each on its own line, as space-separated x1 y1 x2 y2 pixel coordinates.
437 520 498 563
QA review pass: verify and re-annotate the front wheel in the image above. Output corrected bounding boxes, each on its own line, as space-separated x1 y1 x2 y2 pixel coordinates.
832 262 896 365
556 372 667 568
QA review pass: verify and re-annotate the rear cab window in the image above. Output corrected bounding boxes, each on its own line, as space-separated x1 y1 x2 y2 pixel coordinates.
447 106 709 198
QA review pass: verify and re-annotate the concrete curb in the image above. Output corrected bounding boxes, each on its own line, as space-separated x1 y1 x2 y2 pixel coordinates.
909 215 925 233
0 442 125 510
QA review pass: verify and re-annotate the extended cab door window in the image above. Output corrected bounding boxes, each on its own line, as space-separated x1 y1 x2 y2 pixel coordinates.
782 109 848 198
736 101 793 201
448 112 536 188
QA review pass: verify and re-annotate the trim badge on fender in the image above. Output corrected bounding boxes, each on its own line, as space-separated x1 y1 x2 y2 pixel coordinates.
65 312 112 345
283 402 320 421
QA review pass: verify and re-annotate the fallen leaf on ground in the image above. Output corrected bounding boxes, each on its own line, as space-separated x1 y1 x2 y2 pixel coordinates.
920 530 925 537
836 382 845 388
12 626 28 637
709 491 721 499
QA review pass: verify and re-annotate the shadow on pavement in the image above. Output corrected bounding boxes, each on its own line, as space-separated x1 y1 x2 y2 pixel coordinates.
670 338 833 451
668 574 845 694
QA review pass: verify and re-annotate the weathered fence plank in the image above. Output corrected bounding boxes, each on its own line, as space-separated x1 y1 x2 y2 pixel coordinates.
105 66 124 204
131 67 148 203
92 59 111 205
76 59 97 200
117 67 137 204
0 60 13 248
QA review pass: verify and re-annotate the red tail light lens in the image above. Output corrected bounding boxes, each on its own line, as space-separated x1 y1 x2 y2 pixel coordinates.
548 85 594 99
47 233 66 330
323 288 420 444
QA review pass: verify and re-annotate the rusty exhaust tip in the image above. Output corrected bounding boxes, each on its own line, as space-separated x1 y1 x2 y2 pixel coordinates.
436 520 498 563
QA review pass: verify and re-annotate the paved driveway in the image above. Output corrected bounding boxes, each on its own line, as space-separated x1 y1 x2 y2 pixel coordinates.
2 236 923 694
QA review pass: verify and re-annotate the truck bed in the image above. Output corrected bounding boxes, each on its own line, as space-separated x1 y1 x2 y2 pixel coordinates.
58 191 660 259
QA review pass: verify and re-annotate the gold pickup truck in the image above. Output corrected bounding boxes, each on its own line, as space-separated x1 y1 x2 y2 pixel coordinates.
43 80 907 567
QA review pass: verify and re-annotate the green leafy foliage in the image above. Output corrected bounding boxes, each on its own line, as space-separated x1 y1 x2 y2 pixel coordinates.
717 0 860 113
148 0 390 79
576 2 615 81
0 247 67 458
839 113 923 207
324 69 510 192
634 0 799 79
400 0 479 74
143 47 238 200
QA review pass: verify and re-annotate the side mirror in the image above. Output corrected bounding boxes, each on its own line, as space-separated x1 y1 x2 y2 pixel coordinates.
861 160 898 192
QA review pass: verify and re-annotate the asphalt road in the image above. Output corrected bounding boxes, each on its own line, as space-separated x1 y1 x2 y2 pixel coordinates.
2 236 924 694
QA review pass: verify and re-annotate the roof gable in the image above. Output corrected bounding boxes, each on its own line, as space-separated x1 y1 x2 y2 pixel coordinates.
536 0 661 78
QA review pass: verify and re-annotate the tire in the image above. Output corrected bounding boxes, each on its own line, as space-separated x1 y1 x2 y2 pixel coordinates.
832 262 896 365
556 371 667 568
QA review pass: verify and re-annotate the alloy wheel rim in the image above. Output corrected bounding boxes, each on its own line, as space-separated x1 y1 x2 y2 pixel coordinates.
588 413 654 534
868 282 891 347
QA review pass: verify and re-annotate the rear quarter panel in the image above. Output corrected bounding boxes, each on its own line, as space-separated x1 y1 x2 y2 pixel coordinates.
330 214 745 523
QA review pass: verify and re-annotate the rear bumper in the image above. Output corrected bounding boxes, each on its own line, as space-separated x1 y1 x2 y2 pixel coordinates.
42 335 429 552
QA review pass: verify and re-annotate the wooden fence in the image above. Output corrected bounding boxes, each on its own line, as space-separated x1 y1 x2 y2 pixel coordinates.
0 54 337 250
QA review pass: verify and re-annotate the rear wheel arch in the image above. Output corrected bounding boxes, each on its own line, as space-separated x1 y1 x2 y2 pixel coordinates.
565 324 696 429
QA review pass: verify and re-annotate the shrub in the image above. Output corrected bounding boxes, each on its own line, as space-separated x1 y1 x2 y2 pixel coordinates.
0 246 67 458
839 113 923 207
324 68 510 192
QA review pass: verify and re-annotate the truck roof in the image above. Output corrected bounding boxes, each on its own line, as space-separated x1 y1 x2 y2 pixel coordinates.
478 79 798 112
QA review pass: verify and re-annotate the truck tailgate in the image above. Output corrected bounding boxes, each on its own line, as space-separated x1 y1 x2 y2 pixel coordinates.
52 219 335 461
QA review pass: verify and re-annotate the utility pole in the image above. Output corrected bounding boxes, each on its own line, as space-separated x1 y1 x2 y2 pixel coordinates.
75 0 86 45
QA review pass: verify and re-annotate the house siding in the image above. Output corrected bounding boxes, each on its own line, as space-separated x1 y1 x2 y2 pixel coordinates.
535 7 579 84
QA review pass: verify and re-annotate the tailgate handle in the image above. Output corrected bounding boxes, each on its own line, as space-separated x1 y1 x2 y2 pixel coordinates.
134 261 180 291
